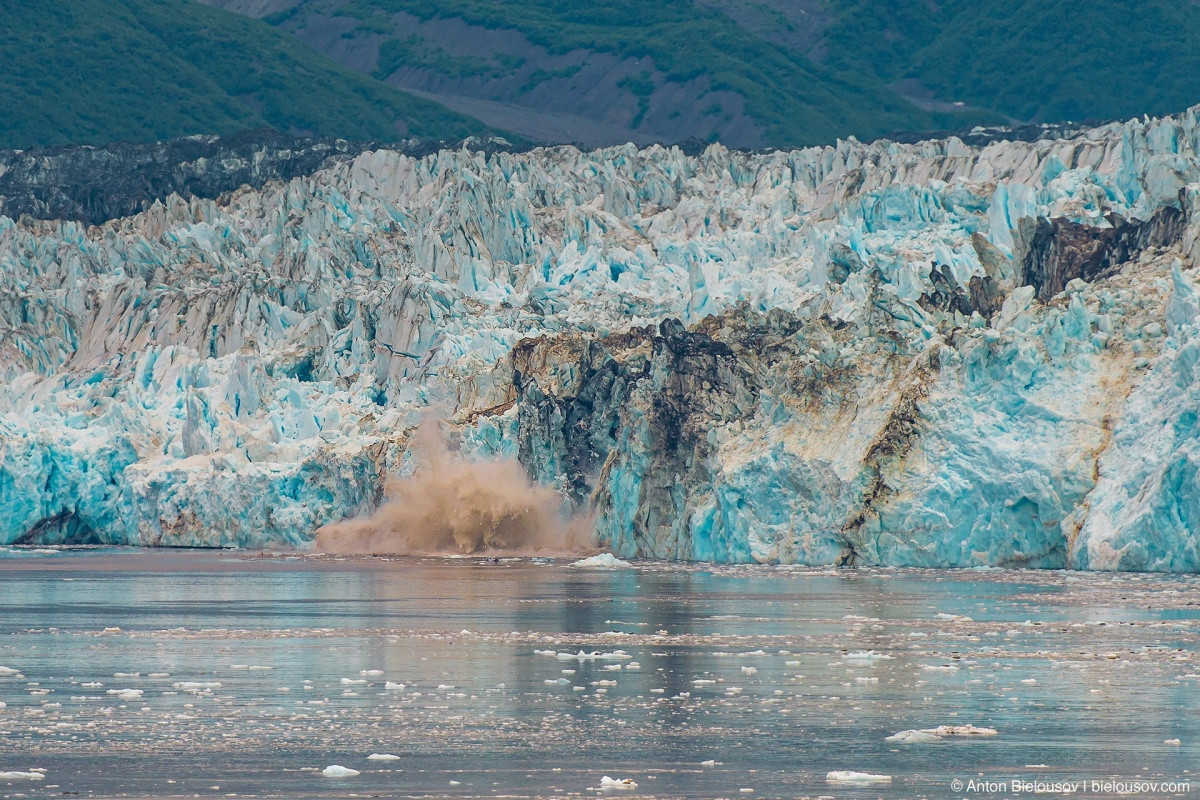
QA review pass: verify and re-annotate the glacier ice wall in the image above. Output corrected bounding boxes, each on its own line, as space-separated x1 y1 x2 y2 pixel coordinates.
5 108 1200 568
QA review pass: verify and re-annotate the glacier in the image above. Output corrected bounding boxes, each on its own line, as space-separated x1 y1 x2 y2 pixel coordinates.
4 108 1200 569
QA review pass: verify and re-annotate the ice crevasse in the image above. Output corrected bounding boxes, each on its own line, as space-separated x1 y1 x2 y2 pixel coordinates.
4 108 1200 570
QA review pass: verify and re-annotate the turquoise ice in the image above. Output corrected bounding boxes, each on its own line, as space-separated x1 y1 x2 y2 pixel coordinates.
3 109 1200 568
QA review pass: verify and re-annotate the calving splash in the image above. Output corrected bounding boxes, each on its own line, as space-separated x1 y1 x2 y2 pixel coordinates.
315 421 590 556
6 106 1200 569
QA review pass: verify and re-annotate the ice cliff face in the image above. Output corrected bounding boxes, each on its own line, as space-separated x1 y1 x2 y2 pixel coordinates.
4 108 1200 569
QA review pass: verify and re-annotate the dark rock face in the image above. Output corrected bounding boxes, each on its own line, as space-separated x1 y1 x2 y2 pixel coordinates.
512 314 770 557
919 263 975 317
0 130 375 225
1019 205 1188 301
0 129 524 226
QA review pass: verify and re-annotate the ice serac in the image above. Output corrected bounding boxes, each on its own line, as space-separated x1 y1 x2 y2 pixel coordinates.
5 107 1200 568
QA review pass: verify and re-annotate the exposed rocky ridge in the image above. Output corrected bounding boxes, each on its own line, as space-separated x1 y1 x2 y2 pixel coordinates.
4 108 1200 569
0 130 523 226
1017 205 1188 301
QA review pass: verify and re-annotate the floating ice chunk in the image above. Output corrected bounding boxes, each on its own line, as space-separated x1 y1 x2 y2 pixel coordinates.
80 682 102 688
384 682 406 690
700 760 716 766
0 771 44 781
1165 738 1181 745
571 554 631 568
826 771 892 784
107 688 143 701
360 670 383 676
322 765 360 777
172 681 221 692
599 776 638 789
367 754 401 761
0 667 21 677
557 650 632 661
341 678 367 685
919 724 997 737
885 729 943 743
921 664 959 671
148 672 170 678
842 651 894 662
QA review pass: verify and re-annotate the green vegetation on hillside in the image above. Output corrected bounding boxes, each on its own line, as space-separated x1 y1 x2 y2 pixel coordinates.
11 0 1197 151
340 0 984 145
0 0 495 150
822 0 1200 124
374 36 492 82
314 0 1200 144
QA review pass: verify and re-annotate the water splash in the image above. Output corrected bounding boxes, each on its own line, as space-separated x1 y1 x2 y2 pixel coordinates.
315 421 593 556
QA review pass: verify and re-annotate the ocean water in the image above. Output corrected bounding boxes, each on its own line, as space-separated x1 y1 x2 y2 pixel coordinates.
0 548 1197 799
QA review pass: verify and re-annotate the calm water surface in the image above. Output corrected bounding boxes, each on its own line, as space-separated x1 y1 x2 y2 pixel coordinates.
1 548 1198 799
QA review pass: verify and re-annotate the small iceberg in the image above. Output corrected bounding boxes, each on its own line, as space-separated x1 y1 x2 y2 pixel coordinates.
367 753 400 761
322 765 360 777
919 724 998 737
556 650 632 661
599 775 638 789
571 554 632 568
826 770 892 784
0 771 44 781
172 681 221 692
885 729 943 743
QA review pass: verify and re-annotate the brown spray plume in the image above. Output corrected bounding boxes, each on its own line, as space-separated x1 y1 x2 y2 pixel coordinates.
315 420 594 556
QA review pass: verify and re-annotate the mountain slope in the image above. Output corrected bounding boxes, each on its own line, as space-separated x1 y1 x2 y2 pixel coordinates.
208 0 1200 148
205 0 987 148
0 0 497 150
821 0 1200 125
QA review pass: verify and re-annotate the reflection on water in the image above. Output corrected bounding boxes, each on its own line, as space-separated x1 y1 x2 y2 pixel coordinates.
0 549 1198 798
